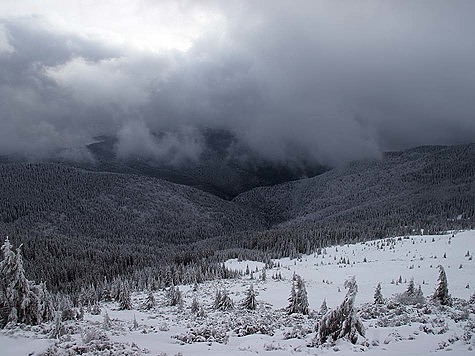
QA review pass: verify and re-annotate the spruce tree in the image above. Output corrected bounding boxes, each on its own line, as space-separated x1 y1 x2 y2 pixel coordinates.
286 274 309 315
103 311 111 330
166 286 183 307
317 277 365 345
406 278 415 296
213 290 222 309
118 282 132 310
191 296 200 314
374 283 384 305
433 265 452 306
242 284 257 310
50 311 65 338
144 290 155 310
0 238 54 326
319 299 328 315
216 289 234 311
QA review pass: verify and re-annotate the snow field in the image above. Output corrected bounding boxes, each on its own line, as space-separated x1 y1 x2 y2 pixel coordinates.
1 230 474 355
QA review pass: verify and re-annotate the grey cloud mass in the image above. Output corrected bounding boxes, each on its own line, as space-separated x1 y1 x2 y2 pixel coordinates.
1 1 474 165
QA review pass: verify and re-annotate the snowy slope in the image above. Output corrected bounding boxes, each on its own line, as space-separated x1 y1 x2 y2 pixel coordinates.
1 230 474 355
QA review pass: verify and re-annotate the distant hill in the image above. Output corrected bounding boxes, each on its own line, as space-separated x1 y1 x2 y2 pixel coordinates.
234 143 474 233
84 128 327 199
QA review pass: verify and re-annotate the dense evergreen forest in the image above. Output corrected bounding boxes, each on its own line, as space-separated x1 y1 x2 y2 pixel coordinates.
0 143 473 297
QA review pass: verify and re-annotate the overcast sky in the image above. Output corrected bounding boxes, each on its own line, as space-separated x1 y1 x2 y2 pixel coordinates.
0 0 474 165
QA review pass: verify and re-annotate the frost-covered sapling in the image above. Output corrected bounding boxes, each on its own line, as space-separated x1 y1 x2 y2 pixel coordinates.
317 277 365 345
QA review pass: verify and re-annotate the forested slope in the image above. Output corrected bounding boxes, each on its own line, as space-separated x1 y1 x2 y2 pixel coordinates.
235 144 474 232
0 163 265 291
0 144 472 292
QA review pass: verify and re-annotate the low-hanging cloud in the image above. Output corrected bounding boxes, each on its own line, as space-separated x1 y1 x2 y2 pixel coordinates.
1 1 474 165
116 122 203 165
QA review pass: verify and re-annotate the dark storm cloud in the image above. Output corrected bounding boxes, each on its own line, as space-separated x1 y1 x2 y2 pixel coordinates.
1 1 474 165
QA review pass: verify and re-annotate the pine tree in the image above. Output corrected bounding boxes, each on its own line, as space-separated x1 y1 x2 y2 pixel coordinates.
286 274 309 315
242 284 257 310
213 290 222 309
216 289 234 311
374 283 384 305
317 277 365 345
50 311 65 338
406 278 415 296
191 296 200 314
319 299 328 315
433 265 452 306
166 286 183 307
144 290 155 310
118 282 132 310
415 285 424 300
0 238 54 326
103 311 111 330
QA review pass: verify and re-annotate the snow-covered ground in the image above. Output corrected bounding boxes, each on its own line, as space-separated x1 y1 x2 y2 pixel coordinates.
1 230 474 355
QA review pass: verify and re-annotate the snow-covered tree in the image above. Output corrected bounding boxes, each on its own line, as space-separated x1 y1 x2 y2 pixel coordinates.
319 299 328 315
118 282 132 310
144 290 155 310
433 265 452 306
103 311 111 330
191 296 200 314
166 286 183 307
242 284 257 310
406 278 415 296
286 274 309 315
397 278 424 305
0 238 54 326
317 277 365 345
215 289 234 311
374 283 384 305
213 290 222 309
50 311 65 339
